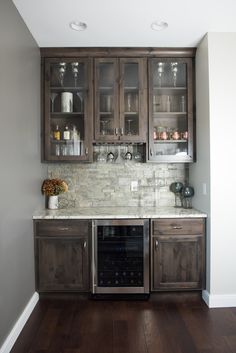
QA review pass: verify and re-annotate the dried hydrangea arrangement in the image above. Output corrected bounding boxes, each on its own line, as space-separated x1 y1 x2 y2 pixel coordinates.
41 178 68 196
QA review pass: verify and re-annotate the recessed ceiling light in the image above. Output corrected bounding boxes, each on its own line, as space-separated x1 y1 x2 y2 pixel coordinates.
151 21 168 31
69 21 87 31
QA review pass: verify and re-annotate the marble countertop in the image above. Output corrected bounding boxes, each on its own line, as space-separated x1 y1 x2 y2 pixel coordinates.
33 206 207 220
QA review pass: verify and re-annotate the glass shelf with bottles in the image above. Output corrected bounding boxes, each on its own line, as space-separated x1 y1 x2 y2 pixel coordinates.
50 124 85 157
153 94 187 115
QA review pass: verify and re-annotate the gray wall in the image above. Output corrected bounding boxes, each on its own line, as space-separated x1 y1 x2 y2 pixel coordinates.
189 35 211 291
0 0 46 347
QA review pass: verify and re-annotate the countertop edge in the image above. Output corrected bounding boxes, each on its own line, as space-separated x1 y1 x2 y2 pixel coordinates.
32 207 207 220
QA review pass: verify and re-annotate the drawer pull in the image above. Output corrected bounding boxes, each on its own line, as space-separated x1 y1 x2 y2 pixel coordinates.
58 227 70 231
83 241 87 249
155 240 159 249
172 226 182 230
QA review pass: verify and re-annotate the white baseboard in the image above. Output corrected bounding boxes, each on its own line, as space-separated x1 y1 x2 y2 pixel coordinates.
0 292 39 353
202 290 236 308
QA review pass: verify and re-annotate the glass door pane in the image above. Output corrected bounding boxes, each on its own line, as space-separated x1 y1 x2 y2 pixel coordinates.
149 59 192 162
46 59 90 160
123 63 139 137
95 60 118 141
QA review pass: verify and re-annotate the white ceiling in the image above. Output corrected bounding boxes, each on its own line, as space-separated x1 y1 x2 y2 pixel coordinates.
13 0 236 48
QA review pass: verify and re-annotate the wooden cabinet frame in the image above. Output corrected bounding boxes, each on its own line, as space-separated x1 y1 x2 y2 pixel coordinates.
41 47 196 163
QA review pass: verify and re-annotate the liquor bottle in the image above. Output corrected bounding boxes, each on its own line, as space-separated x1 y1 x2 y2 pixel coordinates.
53 125 61 140
63 125 70 140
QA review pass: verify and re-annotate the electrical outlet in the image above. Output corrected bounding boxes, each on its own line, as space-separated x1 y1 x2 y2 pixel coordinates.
131 181 138 192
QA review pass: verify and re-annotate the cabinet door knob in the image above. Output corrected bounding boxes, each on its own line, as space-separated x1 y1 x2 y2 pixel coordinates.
83 241 87 248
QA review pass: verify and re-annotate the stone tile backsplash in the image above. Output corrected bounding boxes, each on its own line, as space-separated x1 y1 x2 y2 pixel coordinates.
47 163 187 208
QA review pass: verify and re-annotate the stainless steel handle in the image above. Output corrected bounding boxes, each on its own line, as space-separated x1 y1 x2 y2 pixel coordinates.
85 147 88 155
172 226 182 230
83 241 87 249
115 127 119 136
59 227 69 231
150 148 153 156
120 127 124 136
155 240 159 250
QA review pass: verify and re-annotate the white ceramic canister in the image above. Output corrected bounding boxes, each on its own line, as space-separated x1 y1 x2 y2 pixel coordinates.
61 92 73 112
48 195 59 210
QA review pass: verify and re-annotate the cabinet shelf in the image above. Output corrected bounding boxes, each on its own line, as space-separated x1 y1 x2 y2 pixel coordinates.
99 86 114 90
51 139 82 144
153 112 187 116
50 112 84 117
50 86 85 91
153 86 187 90
124 86 139 90
154 139 187 143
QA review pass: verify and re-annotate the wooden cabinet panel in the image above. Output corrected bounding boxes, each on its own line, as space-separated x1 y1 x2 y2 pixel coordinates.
152 218 204 235
35 219 89 237
151 218 205 291
36 237 89 291
34 220 90 292
152 234 204 290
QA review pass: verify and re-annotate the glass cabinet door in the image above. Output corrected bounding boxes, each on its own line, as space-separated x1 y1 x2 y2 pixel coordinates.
94 59 119 141
44 58 92 161
119 58 147 142
94 58 147 142
148 58 194 162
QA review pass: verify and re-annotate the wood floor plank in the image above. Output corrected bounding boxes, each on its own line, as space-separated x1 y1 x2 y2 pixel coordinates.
9 294 236 353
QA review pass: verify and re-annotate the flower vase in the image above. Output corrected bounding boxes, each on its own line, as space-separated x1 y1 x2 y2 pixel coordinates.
48 195 59 210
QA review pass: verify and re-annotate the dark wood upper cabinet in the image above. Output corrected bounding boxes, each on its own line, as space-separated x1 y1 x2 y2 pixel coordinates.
41 48 195 163
94 57 147 143
42 57 93 162
148 58 195 163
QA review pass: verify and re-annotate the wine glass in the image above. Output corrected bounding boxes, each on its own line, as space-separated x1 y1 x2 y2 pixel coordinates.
127 119 133 135
96 146 107 163
157 62 164 86
50 92 58 112
76 92 84 112
171 62 178 87
126 93 132 112
100 120 108 135
58 62 66 86
71 62 79 87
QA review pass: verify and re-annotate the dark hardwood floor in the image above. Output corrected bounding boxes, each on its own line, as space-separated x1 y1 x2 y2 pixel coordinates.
10 292 236 353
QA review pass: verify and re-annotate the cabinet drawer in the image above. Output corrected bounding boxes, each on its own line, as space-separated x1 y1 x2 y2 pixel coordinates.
152 218 204 236
35 220 89 237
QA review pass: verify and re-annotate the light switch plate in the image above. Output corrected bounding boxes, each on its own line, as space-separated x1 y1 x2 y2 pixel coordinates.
131 180 138 192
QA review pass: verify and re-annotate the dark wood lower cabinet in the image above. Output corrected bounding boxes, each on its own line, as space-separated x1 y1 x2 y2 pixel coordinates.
34 220 91 292
34 217 206 293
151 218 205 291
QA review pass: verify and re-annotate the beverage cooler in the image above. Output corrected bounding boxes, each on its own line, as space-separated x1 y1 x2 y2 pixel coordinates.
92 219 149 296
